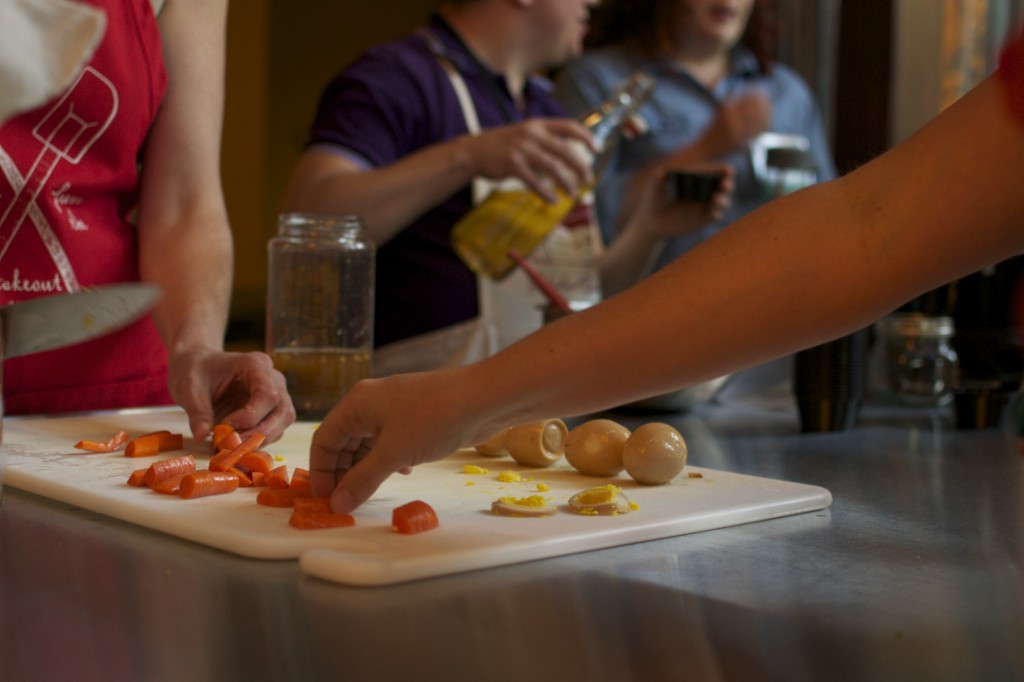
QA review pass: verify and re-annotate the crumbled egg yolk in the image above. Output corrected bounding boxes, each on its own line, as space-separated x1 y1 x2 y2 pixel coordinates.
498 494 550 508
497 470 530 483
573 484 622 506
629 501 640 511
273 454 285 462
465 481 476 486
462 464 489 475
536 482 550 492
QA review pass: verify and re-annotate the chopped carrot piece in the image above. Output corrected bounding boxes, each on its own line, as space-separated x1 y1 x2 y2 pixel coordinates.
143 454 196 488
125 432 184 458
289 467 311 492
126 437 159 458
179 471 239 499
237 450 274 475
211 423 242 452
75 429 130 453
127 468 148 486
228 466 253 487
256 487 312 508
209 434 265 472
292 496 332 513
265 464 290 490
289 509 356 530
221 431 243 451
152 474 188 495
251 471 266 487
208 448 241 472
391 500 440 535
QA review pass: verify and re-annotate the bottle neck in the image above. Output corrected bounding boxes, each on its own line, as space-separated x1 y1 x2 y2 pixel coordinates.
581 74 653 151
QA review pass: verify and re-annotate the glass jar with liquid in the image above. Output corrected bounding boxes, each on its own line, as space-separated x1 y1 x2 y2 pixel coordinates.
267 213 375 420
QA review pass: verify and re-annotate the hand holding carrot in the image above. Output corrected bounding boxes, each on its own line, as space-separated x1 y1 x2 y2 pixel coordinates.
167 349 295 445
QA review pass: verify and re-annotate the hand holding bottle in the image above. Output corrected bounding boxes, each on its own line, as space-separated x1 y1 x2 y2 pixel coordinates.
464 118 595 203
452 73 655 279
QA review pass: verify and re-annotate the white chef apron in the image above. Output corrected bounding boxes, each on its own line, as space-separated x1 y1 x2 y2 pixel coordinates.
372 49 555 376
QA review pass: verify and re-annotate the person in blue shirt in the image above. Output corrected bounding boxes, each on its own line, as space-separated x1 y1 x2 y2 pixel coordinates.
554 0 836 270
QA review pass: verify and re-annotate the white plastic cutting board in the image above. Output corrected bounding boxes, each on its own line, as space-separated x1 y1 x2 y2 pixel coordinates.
1 408 831 586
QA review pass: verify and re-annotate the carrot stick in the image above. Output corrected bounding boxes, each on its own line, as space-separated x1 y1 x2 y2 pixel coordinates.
127 468 148 487
143 454 197 488
208 448 240 472
265 464 290 490
125 432 184 458
289 509 356 530
75 429 130 453
152 474 189 495
178 471 240 499
125 436 160 458
209 434 265 472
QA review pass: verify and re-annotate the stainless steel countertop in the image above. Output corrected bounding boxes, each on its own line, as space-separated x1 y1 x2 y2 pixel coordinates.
2 403 1022 682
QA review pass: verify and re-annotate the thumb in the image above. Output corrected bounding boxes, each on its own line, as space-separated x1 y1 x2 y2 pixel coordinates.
187 408 215 445
175 381 215 443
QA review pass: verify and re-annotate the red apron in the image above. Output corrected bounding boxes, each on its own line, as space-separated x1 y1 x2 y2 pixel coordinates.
0 0 172 414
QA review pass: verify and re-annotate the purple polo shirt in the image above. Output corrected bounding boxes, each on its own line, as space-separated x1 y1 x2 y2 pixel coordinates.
307 14 569 348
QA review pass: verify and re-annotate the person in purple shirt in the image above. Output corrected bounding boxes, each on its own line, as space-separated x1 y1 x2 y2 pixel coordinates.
283 0 729 375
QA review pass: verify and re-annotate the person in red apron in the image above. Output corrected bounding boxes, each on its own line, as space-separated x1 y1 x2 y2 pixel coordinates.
309 24 1024 514
0 0 294 443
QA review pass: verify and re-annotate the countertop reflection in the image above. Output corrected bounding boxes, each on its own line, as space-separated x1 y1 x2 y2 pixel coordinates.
2 402 1022 682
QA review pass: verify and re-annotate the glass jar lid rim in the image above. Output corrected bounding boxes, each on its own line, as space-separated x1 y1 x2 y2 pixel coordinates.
876 312 955 337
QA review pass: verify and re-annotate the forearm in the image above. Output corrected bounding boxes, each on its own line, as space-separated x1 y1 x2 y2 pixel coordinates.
139 0 230 353
462 77 1024 434
283 136 478 245
139 209 232 354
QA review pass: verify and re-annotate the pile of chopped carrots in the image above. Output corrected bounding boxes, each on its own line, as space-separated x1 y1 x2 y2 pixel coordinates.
74 425 439 533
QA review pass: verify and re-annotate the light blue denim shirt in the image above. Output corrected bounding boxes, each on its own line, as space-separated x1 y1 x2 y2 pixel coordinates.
555 44 837 270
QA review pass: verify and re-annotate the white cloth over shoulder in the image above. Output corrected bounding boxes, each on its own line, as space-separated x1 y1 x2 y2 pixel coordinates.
0 0 106 125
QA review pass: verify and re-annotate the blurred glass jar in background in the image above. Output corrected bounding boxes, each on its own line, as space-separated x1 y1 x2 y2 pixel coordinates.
267 213 375 421
869 313 960 407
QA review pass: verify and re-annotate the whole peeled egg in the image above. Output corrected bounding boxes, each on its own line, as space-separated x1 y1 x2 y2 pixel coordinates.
564 419 631 477
474 428 510 457
504 419 567 467
622 422 687 485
